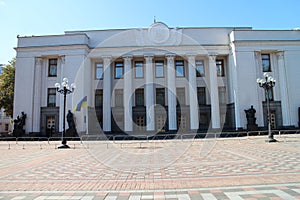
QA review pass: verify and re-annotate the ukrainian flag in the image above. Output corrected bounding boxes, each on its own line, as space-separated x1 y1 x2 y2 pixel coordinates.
72 96 87 112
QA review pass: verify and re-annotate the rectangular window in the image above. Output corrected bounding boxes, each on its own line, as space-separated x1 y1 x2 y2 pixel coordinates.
96 63 103 79
95 89 103 107
197 87 206 105
115 62 124 79
266 88 274 101
5 124 8 131
135 61 144 78
155 61 164 78
47 88 56 107
262 54 271 72
115 89 123 107
156 88 165 105
175 61 185 77
48 59 57 77
216 60 225 77
196 60 205 77
176 88 185 105
218 87 226 105
135 88 144 106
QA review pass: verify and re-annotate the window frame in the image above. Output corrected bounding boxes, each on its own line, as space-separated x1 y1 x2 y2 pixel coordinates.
266 88 274 101
196 60 205 77
218 86 227 105
48 58 58 77
95 89 103 108
155 61 164 78
135 61 144 78
176 87 186 106
261 54 272 72
47 88 56 107
175 61 185 77
115 89 123 107
135 88 144 106
114 62 124 79
216 59 225 77
95 63 103 79
156 88 165 106
197 87 206 105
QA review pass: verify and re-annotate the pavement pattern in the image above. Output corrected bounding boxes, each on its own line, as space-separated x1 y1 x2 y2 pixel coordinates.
0 135 299 199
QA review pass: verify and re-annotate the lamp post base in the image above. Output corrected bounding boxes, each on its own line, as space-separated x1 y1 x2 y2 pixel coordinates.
58 144 70 149
266 138 278 143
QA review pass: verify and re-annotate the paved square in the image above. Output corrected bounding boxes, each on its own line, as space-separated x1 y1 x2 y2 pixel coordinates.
0 135 299 199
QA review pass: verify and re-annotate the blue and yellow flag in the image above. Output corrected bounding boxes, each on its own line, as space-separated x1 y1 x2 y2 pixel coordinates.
72 96 87 112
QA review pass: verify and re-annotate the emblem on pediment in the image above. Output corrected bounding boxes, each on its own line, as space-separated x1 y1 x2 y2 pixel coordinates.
148 22 170 44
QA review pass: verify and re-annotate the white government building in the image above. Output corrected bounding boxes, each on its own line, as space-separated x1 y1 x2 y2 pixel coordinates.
13 22 300 136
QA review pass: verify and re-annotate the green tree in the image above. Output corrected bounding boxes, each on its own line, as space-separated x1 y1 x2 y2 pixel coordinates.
0 58 15 117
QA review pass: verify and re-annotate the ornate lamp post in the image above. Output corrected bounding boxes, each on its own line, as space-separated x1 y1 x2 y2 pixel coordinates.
55 78 76 148
256 72 277 142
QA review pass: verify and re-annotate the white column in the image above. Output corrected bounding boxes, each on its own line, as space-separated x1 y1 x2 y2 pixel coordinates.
32 57 43 133
123 56 133 132
103 56 112 132
145 55 155 131
209 55 221 129
277 52 291 126
166 54 177 131
187 55 199 130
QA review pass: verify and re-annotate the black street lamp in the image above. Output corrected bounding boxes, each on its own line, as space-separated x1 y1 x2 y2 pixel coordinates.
55 78 76 148
257 72 277 142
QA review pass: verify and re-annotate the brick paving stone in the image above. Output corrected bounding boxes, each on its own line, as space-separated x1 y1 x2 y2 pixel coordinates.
0 135 299 199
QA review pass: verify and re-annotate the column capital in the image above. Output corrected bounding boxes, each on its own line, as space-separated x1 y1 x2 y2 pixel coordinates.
277 51 284 59
35 57 43 65
254 51 261 57
166 54 176 58
123 55 133 66
122 55 133 60
166 54 175 66
101 56 112 61
208 55 217 62
144 55 154 62
60 55 65 64
187 54 196 62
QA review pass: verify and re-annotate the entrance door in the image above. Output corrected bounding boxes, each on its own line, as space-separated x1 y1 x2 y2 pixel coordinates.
156 115 167 132
46 116 55 137
177 114 187 132
135 115 146 132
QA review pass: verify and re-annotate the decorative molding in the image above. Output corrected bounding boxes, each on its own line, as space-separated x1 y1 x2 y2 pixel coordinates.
148 22 170 44
187 54 196 63
144 55 154 62
101 56 112 63
35 57 43 65
277 51 284 60
123 55 133 66
166 54 175 65
254 51 261 57
209 55 217 62
60 56 65 64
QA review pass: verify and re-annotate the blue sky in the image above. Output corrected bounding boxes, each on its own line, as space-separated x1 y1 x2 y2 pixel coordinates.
0 0 299 64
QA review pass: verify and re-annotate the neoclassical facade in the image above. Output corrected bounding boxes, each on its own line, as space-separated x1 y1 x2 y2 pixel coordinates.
14 22 300 135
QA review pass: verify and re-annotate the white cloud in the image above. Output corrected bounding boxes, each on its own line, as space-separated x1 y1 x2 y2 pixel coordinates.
0 1 5 6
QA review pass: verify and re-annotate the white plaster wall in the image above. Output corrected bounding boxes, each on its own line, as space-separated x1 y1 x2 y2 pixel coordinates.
234 51 263 128
14 56 35 133
285 51 300 126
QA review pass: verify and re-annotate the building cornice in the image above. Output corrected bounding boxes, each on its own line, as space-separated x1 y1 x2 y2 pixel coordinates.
14 44 90 52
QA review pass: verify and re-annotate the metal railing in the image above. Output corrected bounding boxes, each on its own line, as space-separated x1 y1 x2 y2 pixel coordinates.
0 129 299 149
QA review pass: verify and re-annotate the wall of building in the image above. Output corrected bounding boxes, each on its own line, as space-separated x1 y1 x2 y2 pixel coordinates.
13 24 300 135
